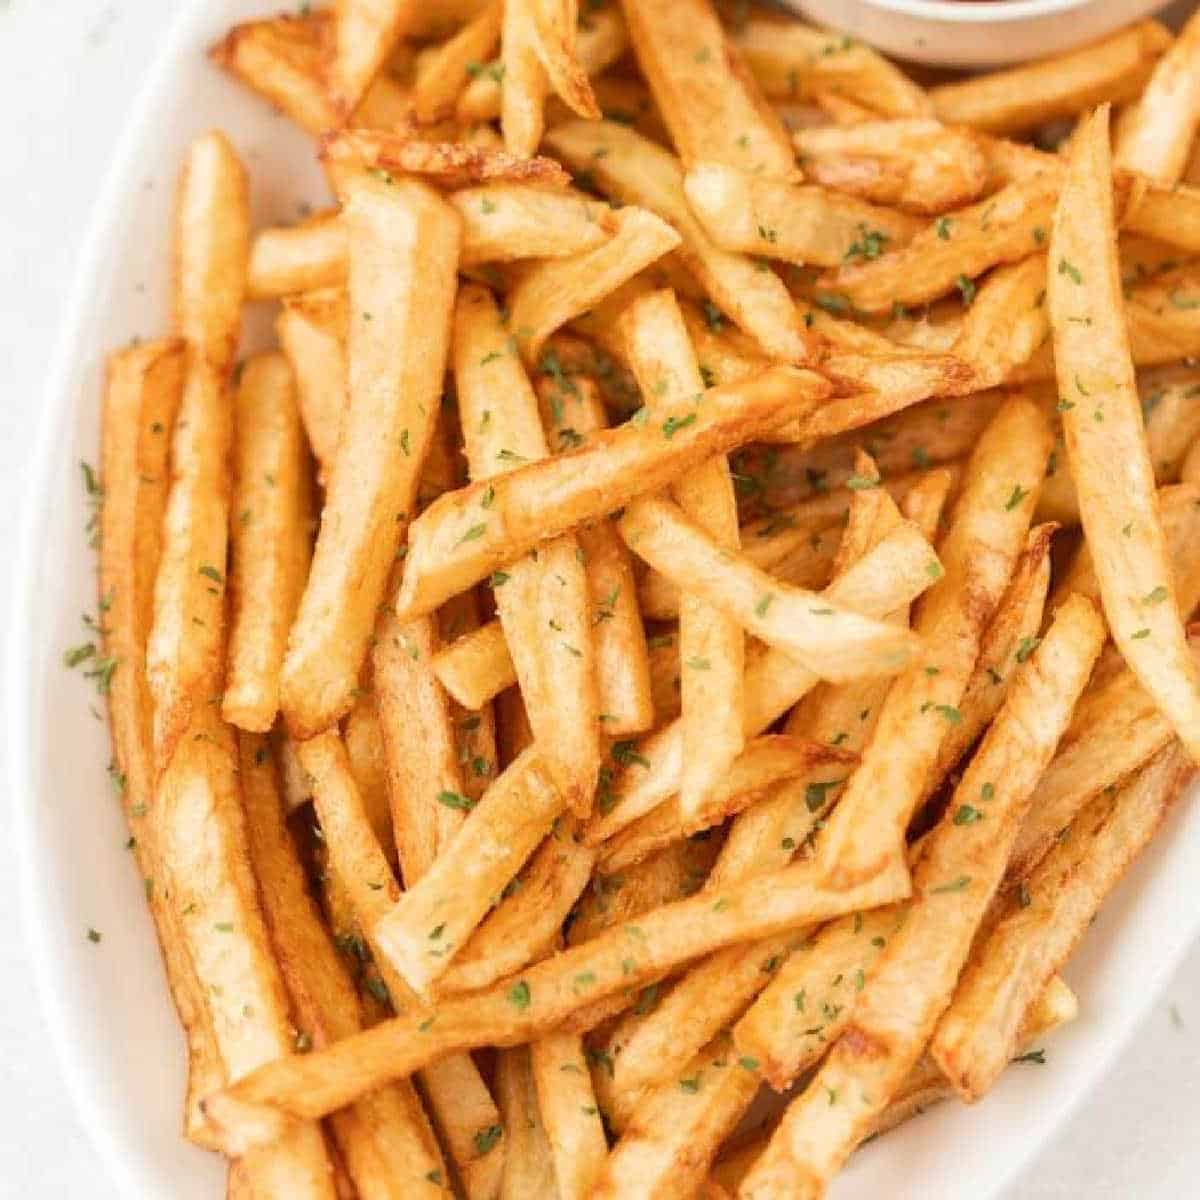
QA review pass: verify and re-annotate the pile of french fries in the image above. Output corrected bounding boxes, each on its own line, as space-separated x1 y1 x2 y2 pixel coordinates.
88 1 1200 1196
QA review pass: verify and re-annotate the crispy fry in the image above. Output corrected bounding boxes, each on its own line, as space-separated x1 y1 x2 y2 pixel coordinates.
545 120 818 360
222 354 313 732
951 254 1050 387
819 175 1058 314
682 162 923 266
413 1 502 123
818 396 1052 886
329 0 415 115
147 132 247 770
249 214 346 301
280 174 459 738
433 620 517 709
239 734 447 1195
621 0 795 177
507 206 682 362
496 1047 558 1196
931 742 1193 1102
453 284 601 806
342 692 397 867
739 598 1103 1197
792 120 990 216
100 339 223 1143
530 1031 608 1200
396 365 830 617
1050 106 1200 763
201 852 909 1152
535 369 655 735
930 21 1171 135
730 15 932 117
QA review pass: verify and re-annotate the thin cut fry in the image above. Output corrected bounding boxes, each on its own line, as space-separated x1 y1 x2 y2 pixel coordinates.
931 743 1193 1101
396 365 830 618
530 1031 608 1200
930 21 1171 134
280 174 459 739
433 620 517 710
818 396 1051 886
413 1 502 123
1049 106 1200 763
147 131 247 770
222 354 313 732
621 0 795 177
738 597 1103 1197
496 1047 559 1196
545 119 818 361
682 161 923 266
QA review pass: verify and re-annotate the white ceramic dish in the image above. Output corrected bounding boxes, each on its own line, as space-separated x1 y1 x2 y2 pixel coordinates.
788 0 1173 67
10 2 1200 1198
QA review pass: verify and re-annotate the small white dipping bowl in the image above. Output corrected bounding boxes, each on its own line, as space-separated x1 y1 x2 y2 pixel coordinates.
785 0 1174 67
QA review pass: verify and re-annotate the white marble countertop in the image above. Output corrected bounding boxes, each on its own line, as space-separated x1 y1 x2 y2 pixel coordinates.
1 3 1198 1196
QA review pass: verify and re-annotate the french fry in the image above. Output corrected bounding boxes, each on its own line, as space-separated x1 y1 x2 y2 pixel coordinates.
321 127 573 188
329 0 415 115
585 518 940 844
621 288 746 819
297 731 507 1200
201 851 910 1152
372 748 564 995
599 736 858 873
249 214 346 301
438 813 595 993
929 21 1171 135
738 597 1104 1197
1049 106 1200 763
545 120 818 361
395 365 830 618
413 1 502 123
818 175 1058 314
951 254 1050 387
157 711 337 1196
1117 9 1200 186
275 289 347 484
792 120 990 215
146 132 247 771
554 73 667 142
682 162 923 266
222 354 313 732
931 742 1193 1102
535 369 655 736
100 339 223 1144
507 206 682 362
453 284 601 806
433 620 517 709
818 396 1052 887
280 174 459 739
342 692 397 868
619 495 921 681
496 1047 559 1196
239 733 447 1196
730 15 932 117
530 1031 608 1200
621 0 795 177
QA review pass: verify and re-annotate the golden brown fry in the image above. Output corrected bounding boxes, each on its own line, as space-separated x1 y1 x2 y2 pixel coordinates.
396 365 830 618
433 620 517 710
497 1046 559 1196
342 692 397 868
739 598 1103 1197
818 395 1051 886
222 354 313 733
1050 107 1200 763
535 369 655 736
329 0 415 115
413 1 502 123
249 214 346 301
545 120 818 360
453 283 601 806
322 127 573 188
507 206 682 362
530 1031 608 1200
239 733 447 1196
280 174 459 739
101 338 222 1144
819 175 1057 314
201 852 909 1152
930 21 1171 135
682 161 923 266
931 742 1193 1101
621 0 795 177
792 120 990 216
730 15 932 117
147 132 247 770
951 254 1050 387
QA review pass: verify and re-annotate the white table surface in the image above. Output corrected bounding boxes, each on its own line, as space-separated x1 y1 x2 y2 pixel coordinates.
2 2 1199 1197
